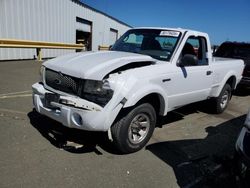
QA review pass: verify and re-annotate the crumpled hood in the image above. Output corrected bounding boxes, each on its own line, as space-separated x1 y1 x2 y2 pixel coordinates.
43 51 154 80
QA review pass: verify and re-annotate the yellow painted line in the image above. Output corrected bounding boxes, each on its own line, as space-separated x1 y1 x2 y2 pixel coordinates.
0 94 32 99
0 90 32 97
0 108 27 115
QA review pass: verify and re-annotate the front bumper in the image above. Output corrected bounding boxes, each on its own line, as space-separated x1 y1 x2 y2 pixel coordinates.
32 82 123 131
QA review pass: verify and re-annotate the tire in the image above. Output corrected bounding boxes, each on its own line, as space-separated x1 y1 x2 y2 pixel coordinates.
213 84 232 114
111 103 156 154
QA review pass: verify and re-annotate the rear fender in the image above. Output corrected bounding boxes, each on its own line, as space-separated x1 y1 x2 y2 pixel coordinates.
211 71 238 97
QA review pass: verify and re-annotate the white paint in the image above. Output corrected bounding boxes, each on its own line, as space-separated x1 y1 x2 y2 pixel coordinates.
0 90 31 96
43 51 153 80
0 94 32 99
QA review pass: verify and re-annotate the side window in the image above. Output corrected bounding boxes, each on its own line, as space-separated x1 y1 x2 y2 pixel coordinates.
180 36 208 66
123 33 138 44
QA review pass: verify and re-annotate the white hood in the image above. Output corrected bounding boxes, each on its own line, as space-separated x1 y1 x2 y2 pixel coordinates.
43 51 154 80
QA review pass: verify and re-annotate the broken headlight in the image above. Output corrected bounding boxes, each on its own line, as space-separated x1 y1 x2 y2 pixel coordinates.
81 79 113 107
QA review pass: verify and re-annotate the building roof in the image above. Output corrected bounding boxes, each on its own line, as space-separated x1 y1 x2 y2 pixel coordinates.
71 0 132 28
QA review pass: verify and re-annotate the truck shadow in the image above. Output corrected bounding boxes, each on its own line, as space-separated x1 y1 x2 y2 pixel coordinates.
147 115 246 188
156 100 219 128
27 109 117 155
28 101 210 155
28 100 237 155
233 86 250 97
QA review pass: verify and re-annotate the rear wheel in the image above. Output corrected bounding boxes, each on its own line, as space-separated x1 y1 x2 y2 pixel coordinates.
111 103 156 154
213 84 232 114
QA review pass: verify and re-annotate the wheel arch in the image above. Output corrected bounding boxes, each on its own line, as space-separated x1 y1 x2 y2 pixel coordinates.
123 89 167 116
226 75 237 90
212 73 237 97
135 93 165 116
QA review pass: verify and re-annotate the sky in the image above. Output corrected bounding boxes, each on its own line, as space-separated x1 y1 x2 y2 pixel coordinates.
82 0 250 45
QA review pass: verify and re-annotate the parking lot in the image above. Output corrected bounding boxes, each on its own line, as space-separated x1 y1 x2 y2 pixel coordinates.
0 60 250 188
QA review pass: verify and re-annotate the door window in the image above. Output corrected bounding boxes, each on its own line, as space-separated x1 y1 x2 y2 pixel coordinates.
180 36 208 66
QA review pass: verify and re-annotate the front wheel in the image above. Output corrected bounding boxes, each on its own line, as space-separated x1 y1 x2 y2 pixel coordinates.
111 103 156 154
213 84 232 114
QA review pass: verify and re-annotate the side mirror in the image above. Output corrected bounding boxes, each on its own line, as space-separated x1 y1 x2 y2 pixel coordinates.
178 54 198 67
109 45 113 50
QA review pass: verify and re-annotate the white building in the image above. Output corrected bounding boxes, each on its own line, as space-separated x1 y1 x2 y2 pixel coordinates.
0 0 131 60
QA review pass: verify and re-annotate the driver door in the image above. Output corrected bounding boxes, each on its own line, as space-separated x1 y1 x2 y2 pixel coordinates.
166 36 213 110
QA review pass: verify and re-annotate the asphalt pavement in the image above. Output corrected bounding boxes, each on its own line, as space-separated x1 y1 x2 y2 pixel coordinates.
0 60 250 188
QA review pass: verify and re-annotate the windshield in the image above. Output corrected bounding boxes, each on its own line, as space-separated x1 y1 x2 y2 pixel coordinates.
111 29 181 61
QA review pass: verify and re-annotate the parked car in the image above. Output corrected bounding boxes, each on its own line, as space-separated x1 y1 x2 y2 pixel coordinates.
214 42 250 86
32 28 244 153
235 109 250 187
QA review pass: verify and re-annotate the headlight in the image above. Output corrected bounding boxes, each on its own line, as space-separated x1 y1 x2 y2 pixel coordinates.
83 80 106 95
81 79 113 107
39 66 45 83
245 109 250 130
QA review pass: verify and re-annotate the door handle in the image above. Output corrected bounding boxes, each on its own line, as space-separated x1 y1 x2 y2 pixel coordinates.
206 71 213 75
162 78 171 82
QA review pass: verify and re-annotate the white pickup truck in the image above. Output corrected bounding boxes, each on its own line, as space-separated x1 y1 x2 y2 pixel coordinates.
32 28 244 153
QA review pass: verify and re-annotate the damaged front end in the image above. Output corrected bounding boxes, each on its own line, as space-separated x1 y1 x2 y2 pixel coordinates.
32 67 122 131
43 67 114 107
